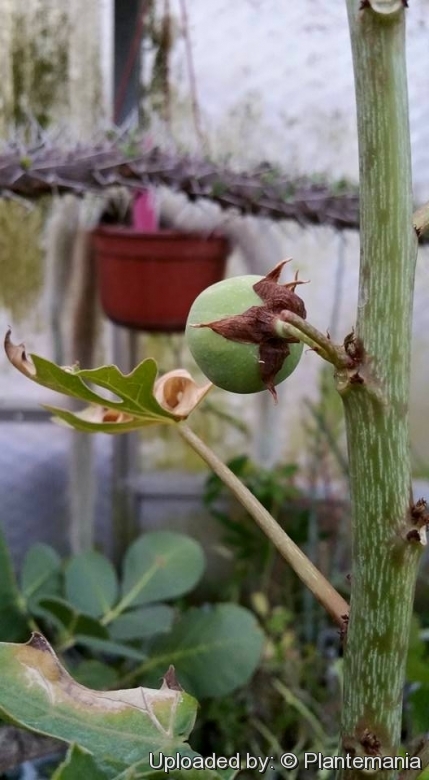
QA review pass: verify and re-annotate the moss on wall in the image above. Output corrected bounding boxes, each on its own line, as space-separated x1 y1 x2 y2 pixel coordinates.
0 200 46 322
10 9 69 128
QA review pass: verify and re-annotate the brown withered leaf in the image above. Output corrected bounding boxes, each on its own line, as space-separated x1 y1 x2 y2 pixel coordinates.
5 329 81 378
195 260 307 400
154 369 212 418
4 329 37 377
77 406 135 424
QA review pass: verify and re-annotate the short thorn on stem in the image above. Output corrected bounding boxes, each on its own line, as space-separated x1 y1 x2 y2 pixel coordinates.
275 311 352 369
402 498 429 547
413 201 429 239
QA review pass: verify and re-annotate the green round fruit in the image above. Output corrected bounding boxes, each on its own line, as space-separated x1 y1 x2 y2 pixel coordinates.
185 274 303 394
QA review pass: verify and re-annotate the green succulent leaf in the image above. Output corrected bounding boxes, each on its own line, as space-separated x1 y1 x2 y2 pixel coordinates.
0 634 198 768
145 604 264 699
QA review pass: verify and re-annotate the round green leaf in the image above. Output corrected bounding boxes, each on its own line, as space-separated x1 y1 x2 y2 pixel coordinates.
37 597 108 639
146 604 264 698
74 635 147 661
65 551 118 618
52 745 108 780
73 660 119 690
21 543 62 605
0 524 29 641
121 532 205 609
109 605 174 641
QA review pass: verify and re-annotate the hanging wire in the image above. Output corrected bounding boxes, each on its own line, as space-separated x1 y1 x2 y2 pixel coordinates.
178 0 206 153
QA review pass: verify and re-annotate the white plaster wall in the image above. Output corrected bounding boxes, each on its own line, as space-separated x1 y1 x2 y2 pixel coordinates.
0 0 108 136
2 1 429 479
145 1 429 472
160 1 429 201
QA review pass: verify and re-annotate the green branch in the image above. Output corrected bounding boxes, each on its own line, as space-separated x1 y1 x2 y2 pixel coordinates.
341 2 422 776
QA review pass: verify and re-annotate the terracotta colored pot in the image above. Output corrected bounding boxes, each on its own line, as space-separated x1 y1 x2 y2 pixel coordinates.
92 227 229 332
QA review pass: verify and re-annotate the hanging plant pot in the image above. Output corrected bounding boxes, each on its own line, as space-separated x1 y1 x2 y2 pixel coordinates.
92 226 230 332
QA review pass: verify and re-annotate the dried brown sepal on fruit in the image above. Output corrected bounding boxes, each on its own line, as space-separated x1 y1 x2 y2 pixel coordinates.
252 262 307 317
194 260 307 399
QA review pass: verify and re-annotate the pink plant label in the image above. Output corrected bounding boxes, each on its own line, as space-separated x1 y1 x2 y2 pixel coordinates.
132 190 159 231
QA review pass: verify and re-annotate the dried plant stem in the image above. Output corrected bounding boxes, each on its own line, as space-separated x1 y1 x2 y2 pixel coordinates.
178 422 349 627
399 741 429 780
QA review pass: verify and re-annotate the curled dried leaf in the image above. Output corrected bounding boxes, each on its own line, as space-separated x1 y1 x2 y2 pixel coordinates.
76 406 135 424
154 369 212 418
4 329 36 377
4 330 80 377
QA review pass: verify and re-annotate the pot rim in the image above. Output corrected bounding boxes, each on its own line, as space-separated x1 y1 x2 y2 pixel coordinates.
93 225 228 243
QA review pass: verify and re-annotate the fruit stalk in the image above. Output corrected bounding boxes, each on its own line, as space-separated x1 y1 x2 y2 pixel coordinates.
178 422 349 625
274 313 350 368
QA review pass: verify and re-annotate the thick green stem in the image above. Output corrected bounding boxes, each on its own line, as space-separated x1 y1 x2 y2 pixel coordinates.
341 4 422 777
178 423 349 626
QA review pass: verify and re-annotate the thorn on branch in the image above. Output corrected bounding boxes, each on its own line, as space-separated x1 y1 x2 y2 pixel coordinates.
339 612 349 645
404 498 429 545
406 529 422 543
410 498 429 529
360 728 382 757
344 329 365 365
